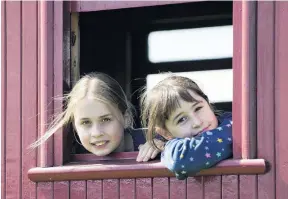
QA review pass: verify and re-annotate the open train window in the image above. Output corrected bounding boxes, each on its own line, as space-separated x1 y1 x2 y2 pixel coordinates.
28 1 267 183
73 1 233 154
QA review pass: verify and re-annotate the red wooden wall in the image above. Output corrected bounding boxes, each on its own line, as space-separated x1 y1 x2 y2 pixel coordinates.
2 1 288 199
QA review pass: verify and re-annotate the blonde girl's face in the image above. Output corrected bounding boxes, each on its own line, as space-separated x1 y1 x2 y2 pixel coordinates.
73 98 125 156
164 90 218 139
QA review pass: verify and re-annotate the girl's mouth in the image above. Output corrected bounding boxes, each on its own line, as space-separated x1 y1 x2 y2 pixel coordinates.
91 140 109 147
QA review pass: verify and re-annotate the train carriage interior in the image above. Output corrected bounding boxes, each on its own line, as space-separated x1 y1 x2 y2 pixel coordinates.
74 1 233 154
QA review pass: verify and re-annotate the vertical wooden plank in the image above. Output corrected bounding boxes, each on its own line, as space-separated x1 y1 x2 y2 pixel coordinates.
54 182 69 199
239 176 257 199
22 2 38 199
70 181 86 199
120 179 135 199
87 180 102 199
39 0 54 167
136 178 152 199
275 2 288 199
257 2 276 199
37 182 53 199
187 177 203 199
204 176 221 199
1 2 7 199
153 178 169 199
232 0 242 159
53 1 65 166
103 179 119 199
5 1 22 198
222 175 238 199
241 0 257 159
170 177 186 199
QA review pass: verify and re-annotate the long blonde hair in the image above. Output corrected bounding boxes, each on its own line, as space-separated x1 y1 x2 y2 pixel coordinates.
30 72 134 149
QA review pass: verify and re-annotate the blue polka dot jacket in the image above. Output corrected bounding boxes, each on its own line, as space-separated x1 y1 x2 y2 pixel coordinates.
161 112 233 180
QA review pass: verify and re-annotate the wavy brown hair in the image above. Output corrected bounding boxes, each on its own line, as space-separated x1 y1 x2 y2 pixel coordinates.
140 75 219 149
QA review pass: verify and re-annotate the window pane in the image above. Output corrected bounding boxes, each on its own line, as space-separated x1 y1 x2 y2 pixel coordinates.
146 69 233 103
148 25 233 63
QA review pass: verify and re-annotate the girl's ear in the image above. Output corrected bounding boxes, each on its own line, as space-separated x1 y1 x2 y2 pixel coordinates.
155 127 173 140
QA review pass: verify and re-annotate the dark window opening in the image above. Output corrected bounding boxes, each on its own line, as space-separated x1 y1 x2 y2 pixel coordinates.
74 1 233 154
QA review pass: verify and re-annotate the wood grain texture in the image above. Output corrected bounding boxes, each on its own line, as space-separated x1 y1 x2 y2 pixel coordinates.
70 181 86 199
275 2 288 199
5 1 22 198
22 1 38 199
257 2 276 199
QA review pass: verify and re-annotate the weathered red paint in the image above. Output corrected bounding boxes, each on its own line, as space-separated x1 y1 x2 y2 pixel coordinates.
120 179 135 199
39 1 54 167
187 177 203 199
70 181 86 199
2 1 288 199
232 0 243 159
22 2 38 199
136 178 152 199
257 2 275 199
54 181 69 199
70 1 194 12
153 178 169 199
87 180 102 199
27 159 266 182
103 179 119 199
170 177 186 199
275 2 288 198
204 176 221 199
1 1 7 199
6 1 22 199
241 1 257 159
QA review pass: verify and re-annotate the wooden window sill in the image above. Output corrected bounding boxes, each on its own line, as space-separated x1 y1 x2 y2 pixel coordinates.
28 152 267 182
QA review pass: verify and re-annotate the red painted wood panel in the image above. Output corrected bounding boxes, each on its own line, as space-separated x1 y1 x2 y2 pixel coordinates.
170 177 186 199
232 0 242 159
39 0 54 167
222 175 238 199
70 181 86 199
71 1 192 12
54 181 69 199
103 179 119 199
120 179 135 199
187 177 203 199
22 2 38 199
1 2 7 199
136 178 152 199
257 2 276 199
5 1 22 198
87 180 102 199
204 176 221 199
53 1 65 166
239 175 257 199
37 182 53 199
153 178 169 199
275 2 288 199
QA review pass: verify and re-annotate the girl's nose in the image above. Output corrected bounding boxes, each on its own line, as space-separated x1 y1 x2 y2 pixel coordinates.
90 124 104 138
192 116 203 129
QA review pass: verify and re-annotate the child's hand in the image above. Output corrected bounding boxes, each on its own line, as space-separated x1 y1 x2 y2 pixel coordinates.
136 139 165 162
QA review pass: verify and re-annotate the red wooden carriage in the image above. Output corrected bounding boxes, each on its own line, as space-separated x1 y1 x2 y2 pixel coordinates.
2 1 288 199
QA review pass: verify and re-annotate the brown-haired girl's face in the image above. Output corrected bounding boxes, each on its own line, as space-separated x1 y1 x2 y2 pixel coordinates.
73 98 125 156
164 90 218 139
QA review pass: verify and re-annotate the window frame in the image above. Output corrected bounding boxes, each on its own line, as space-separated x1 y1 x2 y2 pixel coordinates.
28 0 267 182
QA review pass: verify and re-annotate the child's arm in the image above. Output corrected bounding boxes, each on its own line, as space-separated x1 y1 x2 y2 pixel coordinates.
161 119 233 180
